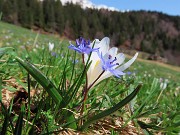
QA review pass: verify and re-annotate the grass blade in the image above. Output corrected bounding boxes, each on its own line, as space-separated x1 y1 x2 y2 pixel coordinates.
0 77 2 102
137 120 163 130
80 84 142 130
14 105 25 135
0 47 14 59
15 57 64 105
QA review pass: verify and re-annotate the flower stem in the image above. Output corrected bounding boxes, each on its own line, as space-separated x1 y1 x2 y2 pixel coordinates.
79 71 105 126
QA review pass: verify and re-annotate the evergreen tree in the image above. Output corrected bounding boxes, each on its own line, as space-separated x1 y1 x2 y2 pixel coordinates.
26 0 37 27
81 17 89 38
34 1 44 27
54 0 64 34
17 0 29 27
2 0 14 22
0 0 4 13
43 0 55 31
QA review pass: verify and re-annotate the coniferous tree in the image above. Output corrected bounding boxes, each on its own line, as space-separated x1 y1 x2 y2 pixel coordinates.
34 1 44 27
54 0 64 35
43 0 55 31
2 0 14 23
26 0 37 27
81 17 89 38
17 0 29 27
11 0 18 24
0 0 4 13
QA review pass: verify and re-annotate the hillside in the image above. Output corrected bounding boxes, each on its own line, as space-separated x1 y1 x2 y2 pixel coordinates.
0 21 180 82
0 0 180 65
0 21 180 134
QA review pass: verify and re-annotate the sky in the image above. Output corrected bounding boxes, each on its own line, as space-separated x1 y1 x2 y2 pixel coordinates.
61 0 180 16
90 0 180 16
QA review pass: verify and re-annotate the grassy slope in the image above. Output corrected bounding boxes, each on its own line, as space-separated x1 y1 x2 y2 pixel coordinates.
1 21 180 134
0 21 179 82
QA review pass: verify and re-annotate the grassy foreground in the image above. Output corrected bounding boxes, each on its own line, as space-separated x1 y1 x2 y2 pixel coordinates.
0 21 180 134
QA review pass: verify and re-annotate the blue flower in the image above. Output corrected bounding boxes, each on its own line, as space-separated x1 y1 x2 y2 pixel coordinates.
84 37 138 88
51 52 58 57
98 52 125 78
68 37 99 54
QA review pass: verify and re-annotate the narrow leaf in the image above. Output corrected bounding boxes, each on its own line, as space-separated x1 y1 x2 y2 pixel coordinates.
15 57 64 105
64 110 77 129
137 120 163 130
0 77 2 102
80 84 142 130
1 113 9 135
14 105 25 135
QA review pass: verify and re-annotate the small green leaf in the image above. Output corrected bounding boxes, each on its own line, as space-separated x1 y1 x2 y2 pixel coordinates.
80 84 142 130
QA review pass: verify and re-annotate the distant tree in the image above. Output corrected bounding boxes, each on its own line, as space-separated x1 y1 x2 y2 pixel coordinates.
34 1 44 27
0 0 4 13
81 17 89 38
43 0 55 31
26 0 38 27
17 0 29 27
2 0 15 23
54 0 64 35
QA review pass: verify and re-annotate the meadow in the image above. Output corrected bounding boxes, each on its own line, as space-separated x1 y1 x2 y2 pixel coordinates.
0 21 180 134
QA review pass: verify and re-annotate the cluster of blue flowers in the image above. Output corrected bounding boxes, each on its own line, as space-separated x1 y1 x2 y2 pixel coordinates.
69 37 127 78
69 37 99 54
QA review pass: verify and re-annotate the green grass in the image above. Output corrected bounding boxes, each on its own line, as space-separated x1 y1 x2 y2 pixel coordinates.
0 21 180 134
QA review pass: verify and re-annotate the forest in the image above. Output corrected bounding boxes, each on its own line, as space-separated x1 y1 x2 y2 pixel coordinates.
0 0 180 65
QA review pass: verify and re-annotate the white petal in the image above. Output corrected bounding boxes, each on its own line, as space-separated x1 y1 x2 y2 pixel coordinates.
90 39 100 48
93 71 112 86
108 47 118 57
88 60 103 87
98 37 110 56
85 37 110 71
117 53 138 71
49 42 54 51
116 53 125 65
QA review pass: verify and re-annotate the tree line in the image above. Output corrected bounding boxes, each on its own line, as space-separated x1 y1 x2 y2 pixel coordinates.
0 0 180 65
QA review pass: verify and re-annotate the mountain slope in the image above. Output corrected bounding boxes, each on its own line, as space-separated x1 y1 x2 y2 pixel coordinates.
0 0 180 65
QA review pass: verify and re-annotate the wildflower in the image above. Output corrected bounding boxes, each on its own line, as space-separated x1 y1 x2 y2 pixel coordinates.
48 42 54 51
126 71 132 75
68 37 99 54
160 78 168 90
84 37 138 88
51 52 57 57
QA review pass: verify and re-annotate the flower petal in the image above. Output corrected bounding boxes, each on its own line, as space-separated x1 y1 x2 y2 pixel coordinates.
88 60 103 87
117 53 138 71
108 47 118 57
116 53 125 65
85 37 110 72
98 37 110 56
90 39 100 48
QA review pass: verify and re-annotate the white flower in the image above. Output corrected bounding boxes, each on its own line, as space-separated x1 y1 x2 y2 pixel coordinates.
84 37 138 88
48 42 54 51
160 78 168 90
